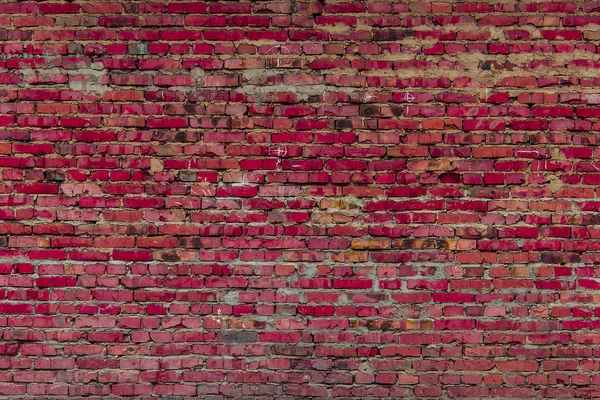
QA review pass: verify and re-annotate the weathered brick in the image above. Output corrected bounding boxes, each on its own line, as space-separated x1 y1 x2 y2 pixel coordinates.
0 2 598 397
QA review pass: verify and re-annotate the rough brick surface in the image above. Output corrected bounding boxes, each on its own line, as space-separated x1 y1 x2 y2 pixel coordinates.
2 0 600 398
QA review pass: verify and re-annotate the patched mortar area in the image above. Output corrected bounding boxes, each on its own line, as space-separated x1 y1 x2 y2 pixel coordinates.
19 63 110 98
237 68 359 105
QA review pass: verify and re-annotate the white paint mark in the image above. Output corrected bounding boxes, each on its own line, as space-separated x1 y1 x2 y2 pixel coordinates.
362 93 375 103
466 107 480 117
404 92 415 103
489 120 503 130
528 150 546 158
269 147 287 157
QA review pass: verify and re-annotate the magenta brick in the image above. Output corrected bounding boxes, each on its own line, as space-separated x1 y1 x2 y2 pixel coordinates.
0 2 598 398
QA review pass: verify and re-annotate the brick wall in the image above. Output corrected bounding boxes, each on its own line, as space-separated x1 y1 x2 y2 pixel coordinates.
1 0 599 398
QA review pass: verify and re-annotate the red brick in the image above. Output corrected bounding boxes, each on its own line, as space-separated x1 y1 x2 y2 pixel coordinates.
0 3 598 397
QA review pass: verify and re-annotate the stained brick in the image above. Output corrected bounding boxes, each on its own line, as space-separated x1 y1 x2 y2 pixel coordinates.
0 2 598 397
